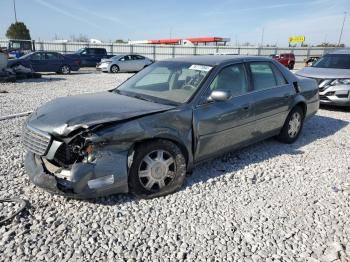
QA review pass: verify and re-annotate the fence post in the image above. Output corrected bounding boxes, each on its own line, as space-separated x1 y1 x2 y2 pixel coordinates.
153 46 156 61
216 46 219 53
237 47 240 55
274 47 278 55
40 42 44 51
172 46 175 58
110 44 113 55
306 47 310 59
63 43 67 54
257 47 261 56
130 45 134 54
194 46 197 56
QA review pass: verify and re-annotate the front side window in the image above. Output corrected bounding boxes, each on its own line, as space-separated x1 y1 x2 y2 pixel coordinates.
30 53 44 60
312 54 350 69
250 62 278 91
210 63 248 97
116 61 212 104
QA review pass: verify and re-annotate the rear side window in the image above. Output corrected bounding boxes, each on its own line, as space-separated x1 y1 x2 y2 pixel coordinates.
270 63 288 85
45 52 59 60
249 62 286 91
95 49 106 55
30 53 44 60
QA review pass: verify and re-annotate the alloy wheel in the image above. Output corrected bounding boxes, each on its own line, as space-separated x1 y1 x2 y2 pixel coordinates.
61 65 70 74
138 150 175 191
288 112 301 138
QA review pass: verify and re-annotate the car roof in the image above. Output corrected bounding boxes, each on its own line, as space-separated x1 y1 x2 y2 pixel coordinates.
164 55 271 66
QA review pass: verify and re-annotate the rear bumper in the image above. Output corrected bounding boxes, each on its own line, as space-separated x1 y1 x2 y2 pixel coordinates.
70 65 80 71
24 151 129 198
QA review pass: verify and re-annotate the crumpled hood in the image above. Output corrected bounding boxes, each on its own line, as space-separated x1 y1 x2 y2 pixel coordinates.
296 67 350 79
27 92 175 136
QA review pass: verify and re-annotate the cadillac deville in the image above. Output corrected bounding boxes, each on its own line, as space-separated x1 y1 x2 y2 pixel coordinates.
23 56 319 199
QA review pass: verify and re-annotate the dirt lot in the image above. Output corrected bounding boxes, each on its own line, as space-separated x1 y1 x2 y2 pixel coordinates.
0 72 350 261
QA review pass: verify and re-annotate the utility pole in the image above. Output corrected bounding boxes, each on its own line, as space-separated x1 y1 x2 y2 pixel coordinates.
13 0 18 22
337 12 347 46
260 27 265 47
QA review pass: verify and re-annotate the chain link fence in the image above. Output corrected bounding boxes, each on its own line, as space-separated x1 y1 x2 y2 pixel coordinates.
0 39 341 68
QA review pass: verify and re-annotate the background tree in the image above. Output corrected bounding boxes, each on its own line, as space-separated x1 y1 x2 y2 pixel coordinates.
115 39 127 44
6 22 31 40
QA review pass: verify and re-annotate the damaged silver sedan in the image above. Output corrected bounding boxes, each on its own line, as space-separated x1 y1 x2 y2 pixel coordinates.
23 55 319 199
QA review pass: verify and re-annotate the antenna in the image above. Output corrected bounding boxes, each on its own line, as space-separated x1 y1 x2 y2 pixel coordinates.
337 12 347 46
13 0 18 22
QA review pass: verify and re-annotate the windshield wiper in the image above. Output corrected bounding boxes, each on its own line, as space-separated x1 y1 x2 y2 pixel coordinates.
131 94 154 102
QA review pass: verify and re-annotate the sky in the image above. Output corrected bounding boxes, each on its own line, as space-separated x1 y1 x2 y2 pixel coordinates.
0 0 349 46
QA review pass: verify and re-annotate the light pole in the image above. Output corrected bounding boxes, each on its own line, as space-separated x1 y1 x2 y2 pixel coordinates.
337 12 347 46
260 27 264 47
13 0 18 22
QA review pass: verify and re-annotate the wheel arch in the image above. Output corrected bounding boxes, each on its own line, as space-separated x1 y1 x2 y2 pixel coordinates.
293 101 307 118
132 136 191 169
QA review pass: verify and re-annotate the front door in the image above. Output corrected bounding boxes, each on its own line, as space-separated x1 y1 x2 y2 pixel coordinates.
118 55 134 71
28 52 45 72
193 63 256 161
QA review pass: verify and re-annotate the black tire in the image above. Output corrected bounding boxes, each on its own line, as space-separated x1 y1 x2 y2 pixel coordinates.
59 65 71 74
277 106 304 143
129 140 186 199
110 65 119 73
288 63 294 70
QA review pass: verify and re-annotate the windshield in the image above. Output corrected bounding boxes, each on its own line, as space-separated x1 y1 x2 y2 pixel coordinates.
115 61 212 104
20 53 33 59
312 54 350 69
75 48 85 54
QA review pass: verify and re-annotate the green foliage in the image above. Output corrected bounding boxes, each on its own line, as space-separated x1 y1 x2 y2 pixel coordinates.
6 22 31 40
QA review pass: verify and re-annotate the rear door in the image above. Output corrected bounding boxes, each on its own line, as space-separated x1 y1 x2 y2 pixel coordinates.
247 61 295 137
45 52 62 72
193 63 257 161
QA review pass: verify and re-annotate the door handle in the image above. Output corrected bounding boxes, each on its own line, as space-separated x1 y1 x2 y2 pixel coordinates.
283 93 292 98
241 104 251 110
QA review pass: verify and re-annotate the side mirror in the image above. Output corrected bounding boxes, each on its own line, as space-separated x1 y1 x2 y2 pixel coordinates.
208 90 231 102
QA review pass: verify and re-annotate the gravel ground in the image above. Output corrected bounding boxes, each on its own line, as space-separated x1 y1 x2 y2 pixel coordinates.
1 72 350 261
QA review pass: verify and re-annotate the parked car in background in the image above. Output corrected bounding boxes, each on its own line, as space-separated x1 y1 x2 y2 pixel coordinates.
304 56 320 67
7 51 80 74
270 53 295 70
65 47 113 67
23 55 319 199
296 49 350 108
97 54 153 73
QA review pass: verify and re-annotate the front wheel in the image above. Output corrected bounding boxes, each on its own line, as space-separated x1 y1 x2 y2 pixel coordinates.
288 63 294 70
129 140 186 199
110 65 119 73
277 106 304 143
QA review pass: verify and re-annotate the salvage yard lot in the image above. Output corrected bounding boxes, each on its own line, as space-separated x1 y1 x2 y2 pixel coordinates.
1 73 350 261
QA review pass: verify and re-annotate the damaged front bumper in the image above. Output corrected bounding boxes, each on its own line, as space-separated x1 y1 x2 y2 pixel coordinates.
24 149 129 198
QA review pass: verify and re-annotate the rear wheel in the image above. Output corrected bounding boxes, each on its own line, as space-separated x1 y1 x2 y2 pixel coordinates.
60 65 71 74
277 106 304 143
110 65 119 73
129 140 186 199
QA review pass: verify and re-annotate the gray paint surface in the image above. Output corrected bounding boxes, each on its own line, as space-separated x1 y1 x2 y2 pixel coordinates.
23 55 319 198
